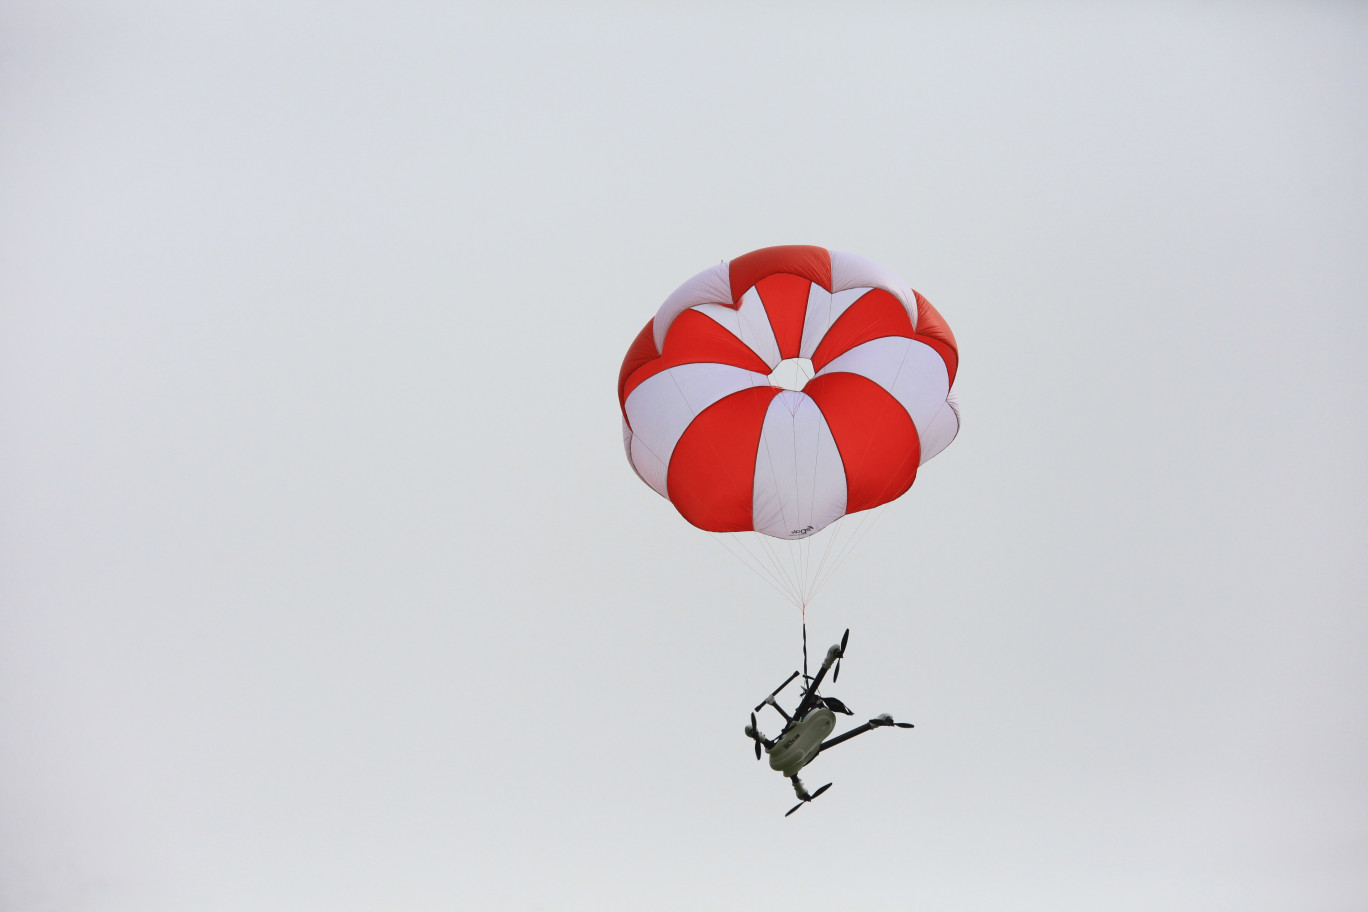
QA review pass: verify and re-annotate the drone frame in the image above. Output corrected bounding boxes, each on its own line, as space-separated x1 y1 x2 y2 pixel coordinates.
745 628 915 815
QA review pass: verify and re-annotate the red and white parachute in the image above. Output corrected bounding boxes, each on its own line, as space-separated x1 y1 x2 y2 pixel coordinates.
618 245 959 607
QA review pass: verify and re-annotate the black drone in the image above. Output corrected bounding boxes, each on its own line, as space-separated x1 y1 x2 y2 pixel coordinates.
744 628 914 816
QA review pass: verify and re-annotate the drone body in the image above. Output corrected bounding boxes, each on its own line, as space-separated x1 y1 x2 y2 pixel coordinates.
745 629 915 816
767 707 837 776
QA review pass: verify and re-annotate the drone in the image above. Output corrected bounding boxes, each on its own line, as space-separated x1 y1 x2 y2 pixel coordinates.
744 628 915 816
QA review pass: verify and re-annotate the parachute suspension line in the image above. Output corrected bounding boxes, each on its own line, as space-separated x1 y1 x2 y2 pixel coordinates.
643 308 925 614
631 416 798 605
791 408 809 605
802 506 857 608
806 341 922 602
758 531 804 607
635 424 793 605
657 364 806 609
806 512 846 605
800 401 825 606
808 506 868 598
808 414 920 604
756 415 807 606
762 537 805 607
786 532 805 608
694 512 805 606
799 533 815 606
707 532 802 606
808 503 890 605
801 608 809 681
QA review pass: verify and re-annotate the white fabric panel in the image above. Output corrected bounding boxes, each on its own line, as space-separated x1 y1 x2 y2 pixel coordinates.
797 283 833 359
751 391 849 540
798 285 874 358
917 396 961 465
651 261 732 350
817 337 951 442
624 362 769 498
692 286 782 368
621 417 656 492
828 249 916 328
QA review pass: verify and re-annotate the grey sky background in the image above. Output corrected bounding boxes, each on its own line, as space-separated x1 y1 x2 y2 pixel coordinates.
3 3 1366 910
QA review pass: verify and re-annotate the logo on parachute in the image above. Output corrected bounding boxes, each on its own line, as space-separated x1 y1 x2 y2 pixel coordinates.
791 525 815 537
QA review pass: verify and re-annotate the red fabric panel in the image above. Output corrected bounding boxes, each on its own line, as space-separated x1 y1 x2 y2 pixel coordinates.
728 245 831 304
620 310 772 405
618 319 659 412
912 290 959 386
754 273 811 361
805 372 920 514
809 289 915 372
667 386 780 532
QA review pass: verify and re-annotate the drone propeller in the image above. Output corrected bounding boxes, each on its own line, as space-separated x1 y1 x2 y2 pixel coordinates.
832 628 850 682
745 712 766 760
870 713 915 729
821 696 854 715
784 782 833 817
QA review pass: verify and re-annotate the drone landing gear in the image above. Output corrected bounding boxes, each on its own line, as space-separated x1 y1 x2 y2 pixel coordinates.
785 775 833 817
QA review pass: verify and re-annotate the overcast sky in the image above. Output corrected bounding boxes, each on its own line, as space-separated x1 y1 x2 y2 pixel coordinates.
3 3 1366 911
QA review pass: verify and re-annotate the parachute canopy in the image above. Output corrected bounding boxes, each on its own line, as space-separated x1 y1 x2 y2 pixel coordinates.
619 245 959 542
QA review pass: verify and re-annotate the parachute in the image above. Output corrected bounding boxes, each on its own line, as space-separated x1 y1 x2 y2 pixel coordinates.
618 245 959 608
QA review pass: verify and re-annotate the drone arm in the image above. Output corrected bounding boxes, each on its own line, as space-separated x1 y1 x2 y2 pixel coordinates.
794 645 841 717
817 721 877 752
819 715 914 752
